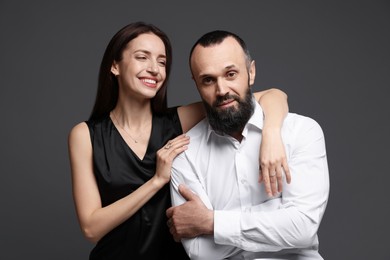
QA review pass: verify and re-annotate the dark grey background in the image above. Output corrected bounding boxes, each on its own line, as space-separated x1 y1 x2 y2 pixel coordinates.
1 1 389 259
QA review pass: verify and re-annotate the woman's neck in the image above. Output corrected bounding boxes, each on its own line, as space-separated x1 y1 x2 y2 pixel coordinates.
112 99 153 130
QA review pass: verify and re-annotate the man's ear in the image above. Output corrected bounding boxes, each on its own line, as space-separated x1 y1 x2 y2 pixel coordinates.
111 61 119 76
249 60 256 86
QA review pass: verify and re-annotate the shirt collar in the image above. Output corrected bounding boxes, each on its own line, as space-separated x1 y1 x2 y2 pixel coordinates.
205 96 264 141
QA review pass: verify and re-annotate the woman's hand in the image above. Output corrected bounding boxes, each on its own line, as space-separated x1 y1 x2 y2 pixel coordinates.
154 134 190 185
259 127 291 197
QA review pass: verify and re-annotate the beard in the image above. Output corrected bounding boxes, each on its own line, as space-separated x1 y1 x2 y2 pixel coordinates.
203 87 254 136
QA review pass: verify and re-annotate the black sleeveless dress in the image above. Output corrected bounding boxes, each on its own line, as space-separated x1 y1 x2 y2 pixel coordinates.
86 108 189 260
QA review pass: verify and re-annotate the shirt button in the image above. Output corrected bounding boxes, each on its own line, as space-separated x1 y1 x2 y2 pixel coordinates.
241 179 246 185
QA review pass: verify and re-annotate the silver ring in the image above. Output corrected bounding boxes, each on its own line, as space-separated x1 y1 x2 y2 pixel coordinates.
165 143 172 149
269 172 276 177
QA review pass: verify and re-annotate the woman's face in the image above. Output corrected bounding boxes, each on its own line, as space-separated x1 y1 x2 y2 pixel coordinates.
111 33 167 100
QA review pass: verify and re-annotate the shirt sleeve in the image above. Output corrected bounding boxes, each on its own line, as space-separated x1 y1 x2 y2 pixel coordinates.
214 116 330 252
170 153 242 260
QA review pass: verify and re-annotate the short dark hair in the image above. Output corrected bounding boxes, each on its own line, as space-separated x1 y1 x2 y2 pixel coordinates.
189 30 252 72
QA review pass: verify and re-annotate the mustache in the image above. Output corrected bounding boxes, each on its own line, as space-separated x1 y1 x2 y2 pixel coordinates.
213 93 241 107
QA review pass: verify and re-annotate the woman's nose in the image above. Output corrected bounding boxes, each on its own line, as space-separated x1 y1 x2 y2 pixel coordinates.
147 61 159 74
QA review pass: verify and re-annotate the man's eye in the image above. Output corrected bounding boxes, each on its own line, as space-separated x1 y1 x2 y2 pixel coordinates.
227 71 237 78
136 56 147 60
202 77 214 85
158 60 166 66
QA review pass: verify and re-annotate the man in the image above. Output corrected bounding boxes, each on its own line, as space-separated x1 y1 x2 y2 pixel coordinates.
166 30 330 259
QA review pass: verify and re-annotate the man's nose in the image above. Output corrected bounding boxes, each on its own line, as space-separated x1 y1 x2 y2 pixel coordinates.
216 78 229 96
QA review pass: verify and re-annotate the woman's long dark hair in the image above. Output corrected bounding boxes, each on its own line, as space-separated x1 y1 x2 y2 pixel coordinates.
89 22 172 120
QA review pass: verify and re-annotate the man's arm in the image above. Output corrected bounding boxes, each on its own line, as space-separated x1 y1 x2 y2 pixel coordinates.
168 153 242 259
168 116 329 253
214 117 329 251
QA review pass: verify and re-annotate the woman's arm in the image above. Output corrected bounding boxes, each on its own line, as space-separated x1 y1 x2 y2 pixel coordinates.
254 88 291 197
177 88 291 196
68 122 189 243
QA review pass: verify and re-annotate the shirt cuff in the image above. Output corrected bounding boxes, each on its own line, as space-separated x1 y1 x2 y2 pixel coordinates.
214 210 242 247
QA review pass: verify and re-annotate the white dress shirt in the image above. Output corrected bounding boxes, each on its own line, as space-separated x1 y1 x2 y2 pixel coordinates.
170 98 330 260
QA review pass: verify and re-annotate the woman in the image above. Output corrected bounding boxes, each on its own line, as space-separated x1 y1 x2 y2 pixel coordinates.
68 22 290 259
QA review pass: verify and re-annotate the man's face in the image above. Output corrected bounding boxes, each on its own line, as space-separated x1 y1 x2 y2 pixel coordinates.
190 37 256 134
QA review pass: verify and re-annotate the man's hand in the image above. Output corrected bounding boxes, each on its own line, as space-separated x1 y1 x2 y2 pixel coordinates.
166 185 213 242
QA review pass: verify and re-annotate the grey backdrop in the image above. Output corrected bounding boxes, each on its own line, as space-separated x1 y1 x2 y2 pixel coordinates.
1 1 389 259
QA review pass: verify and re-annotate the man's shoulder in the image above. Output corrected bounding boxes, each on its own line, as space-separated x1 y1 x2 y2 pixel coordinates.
178 118 210 160
283 112 324 139
186 118 210 137
285 112 318 124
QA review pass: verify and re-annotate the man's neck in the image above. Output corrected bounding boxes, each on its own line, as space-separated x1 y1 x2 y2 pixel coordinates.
230 129 244 142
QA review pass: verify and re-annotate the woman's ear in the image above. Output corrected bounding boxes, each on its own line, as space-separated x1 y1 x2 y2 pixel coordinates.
111 61 119 76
